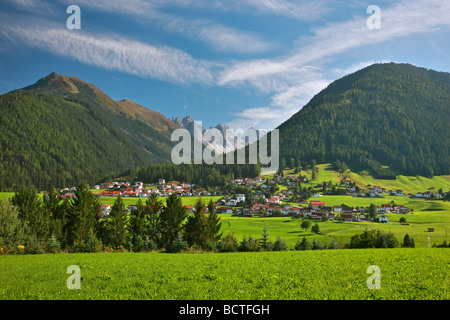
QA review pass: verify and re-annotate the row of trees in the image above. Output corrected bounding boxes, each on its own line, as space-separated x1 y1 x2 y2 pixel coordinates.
0 181 223 254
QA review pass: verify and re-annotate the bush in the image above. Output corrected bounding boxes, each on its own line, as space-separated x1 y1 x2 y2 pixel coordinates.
311 239 324 250
45 235 61 254
143 236 157 251
25 235 44 254
239 236 261 252
165 234 188 253
295 237 311 250
327 239 339 249
217 233 238 253
273 236 287 251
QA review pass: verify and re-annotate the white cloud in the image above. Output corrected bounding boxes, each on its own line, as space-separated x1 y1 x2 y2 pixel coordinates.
66 0 273 54
2 23 218 85
219 0 450 86
163 18 273 54
230 0 334 21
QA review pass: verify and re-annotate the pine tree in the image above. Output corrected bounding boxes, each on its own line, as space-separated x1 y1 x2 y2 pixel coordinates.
311 223 320 234
66 181 100 247
129 198 146 251
207 199 222 243
184 197 209 248
273 236 287 251
45 234 61 253
145 193 162 245
108 195 128 248
260 226 272 251
295 236 311 250
159 193 187 246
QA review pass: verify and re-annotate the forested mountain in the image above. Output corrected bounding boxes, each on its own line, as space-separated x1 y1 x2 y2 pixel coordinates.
0 73 178 191
277 63 450 178
16 72 178 162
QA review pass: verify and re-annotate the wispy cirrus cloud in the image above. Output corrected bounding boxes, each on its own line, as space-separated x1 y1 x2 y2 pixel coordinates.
1 21 218 85
219 0 450 86
63 0 274 54
221 0 450 129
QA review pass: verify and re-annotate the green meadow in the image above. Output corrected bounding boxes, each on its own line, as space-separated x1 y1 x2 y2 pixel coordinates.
280 163 450 194
0 248 448 300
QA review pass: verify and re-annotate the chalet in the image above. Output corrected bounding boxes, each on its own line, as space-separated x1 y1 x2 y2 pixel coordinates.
123 191 139 197
255 177 265 183
415 192 431 198
99 204 111 217
393 190 404 196
62 192 76 200
377 204 392 214
183 205 194 214
309 201 326 210
311 211 329 220
127 205 137 212
340 212 359 221
379 215 388 223
225 199 238 206
333 206 342 213
341 204 354 212
267 197 281 204
394 206 410 214
220 207 233 214
267 207 284 215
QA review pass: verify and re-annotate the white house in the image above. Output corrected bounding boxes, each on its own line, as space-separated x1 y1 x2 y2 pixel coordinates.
379 215 388 223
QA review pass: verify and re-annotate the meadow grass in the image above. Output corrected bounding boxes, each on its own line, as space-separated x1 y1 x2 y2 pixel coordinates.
0 249 448 300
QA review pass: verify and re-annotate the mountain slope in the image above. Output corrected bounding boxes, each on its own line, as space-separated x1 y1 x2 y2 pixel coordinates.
0 73 180 191
16 72 178 163
277 63 450 178
0 92 153 190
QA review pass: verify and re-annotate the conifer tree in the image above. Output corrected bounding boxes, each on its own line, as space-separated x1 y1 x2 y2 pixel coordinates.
108 195 128 248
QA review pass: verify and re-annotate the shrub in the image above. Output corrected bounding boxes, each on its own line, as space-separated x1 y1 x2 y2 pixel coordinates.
217 233 238 253
165 234 188 253
273 236 287 251
46 235 61 254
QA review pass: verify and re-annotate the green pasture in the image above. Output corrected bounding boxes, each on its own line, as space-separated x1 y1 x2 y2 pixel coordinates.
0 248 448 300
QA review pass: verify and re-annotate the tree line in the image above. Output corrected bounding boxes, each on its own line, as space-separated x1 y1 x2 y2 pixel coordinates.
0 182 223 254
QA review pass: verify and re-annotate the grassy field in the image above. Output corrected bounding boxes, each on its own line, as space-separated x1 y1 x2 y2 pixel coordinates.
0 248 448 300
281 163 450 194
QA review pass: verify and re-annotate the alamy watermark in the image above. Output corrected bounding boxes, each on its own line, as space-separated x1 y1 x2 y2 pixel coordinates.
367 5 381 30
171 121 279 173
66 5 81 30
67 265 81 290
366 265 381 289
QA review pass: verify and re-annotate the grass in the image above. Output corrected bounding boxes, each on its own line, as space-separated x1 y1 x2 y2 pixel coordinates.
281 163 450 194
0 249 448 300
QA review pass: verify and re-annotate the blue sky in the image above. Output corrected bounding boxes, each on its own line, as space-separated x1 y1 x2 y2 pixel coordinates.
1 0 449 130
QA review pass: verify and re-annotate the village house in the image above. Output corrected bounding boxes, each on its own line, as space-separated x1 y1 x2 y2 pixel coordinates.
340 212 359 221
220 207 233 214
267 196 281 205
309 201 326 210
415 192 431 198
99 204 111 218
378 215 389 223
